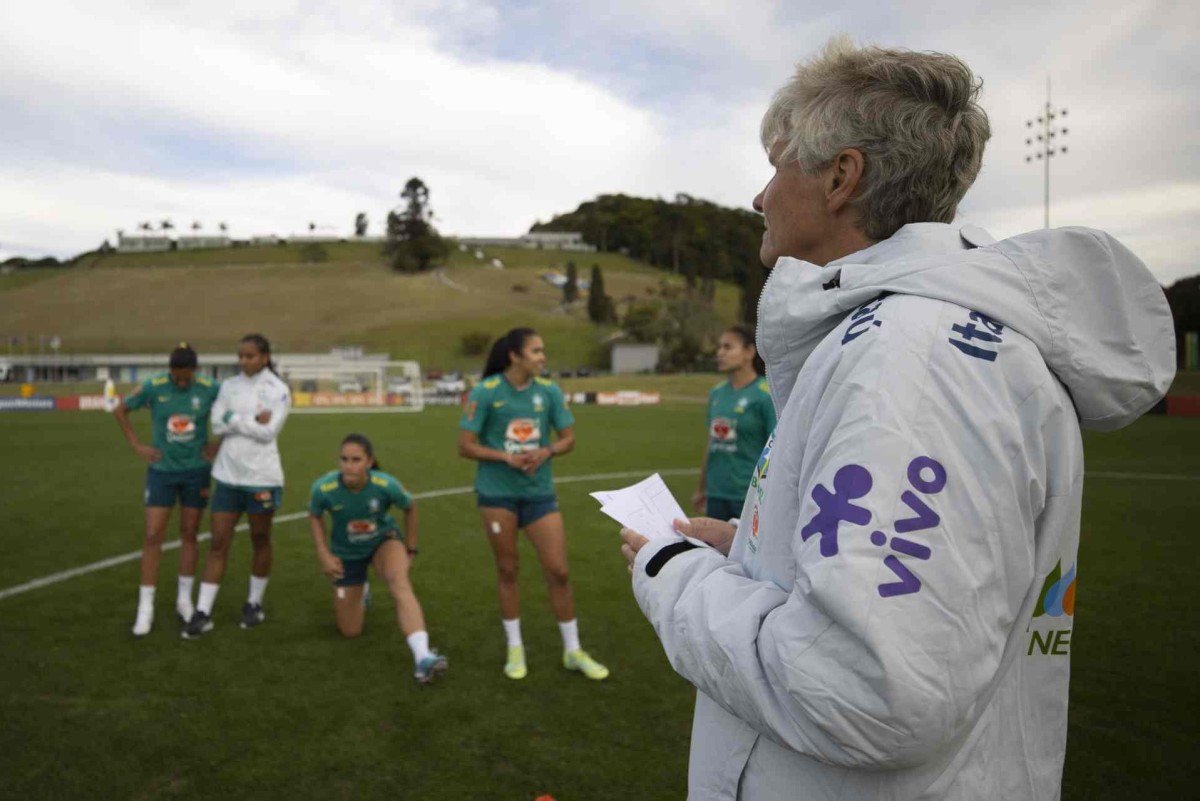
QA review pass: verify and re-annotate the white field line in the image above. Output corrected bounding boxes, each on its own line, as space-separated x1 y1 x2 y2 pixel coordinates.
0 468 700 602
0 468 1194 602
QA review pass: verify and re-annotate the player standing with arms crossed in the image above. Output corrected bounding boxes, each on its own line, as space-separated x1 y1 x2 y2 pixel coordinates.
113 343 219 636
457 328 608 681
184 334 290 638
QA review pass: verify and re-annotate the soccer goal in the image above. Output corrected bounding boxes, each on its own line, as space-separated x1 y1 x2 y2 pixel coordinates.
282 360 425 414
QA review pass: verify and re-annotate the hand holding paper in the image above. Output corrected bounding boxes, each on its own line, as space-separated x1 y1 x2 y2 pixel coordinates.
591 473 688 541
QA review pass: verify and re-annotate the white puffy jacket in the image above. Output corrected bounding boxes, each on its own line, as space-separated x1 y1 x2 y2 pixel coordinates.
631 223 1175 800
211 369 291 488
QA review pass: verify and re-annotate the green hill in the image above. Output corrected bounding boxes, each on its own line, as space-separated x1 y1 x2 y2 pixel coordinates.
0 242 740 371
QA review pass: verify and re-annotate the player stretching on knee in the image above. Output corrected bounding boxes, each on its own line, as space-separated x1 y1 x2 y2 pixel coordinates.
308 434 448 684
458 327 608 681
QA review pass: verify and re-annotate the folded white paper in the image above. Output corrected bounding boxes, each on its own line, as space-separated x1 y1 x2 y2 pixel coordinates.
590 473 687 541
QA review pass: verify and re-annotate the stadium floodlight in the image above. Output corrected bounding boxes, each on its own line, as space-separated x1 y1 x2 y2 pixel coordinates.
1023 76 1070 228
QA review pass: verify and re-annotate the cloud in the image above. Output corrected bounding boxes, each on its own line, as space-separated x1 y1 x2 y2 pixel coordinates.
0 0 1196 286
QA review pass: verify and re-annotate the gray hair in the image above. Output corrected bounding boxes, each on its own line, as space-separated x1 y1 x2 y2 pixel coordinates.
761 37 991 241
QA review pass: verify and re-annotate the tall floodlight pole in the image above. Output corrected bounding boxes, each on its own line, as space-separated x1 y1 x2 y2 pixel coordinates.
1024 77 1069 228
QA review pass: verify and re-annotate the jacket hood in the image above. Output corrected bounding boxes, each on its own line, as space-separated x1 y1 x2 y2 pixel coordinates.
758 225 1175 431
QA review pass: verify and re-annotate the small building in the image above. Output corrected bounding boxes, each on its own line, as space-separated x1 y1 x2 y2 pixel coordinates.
611 343 660 374
117 234 172 253
176 235 231 250
456 232 596 253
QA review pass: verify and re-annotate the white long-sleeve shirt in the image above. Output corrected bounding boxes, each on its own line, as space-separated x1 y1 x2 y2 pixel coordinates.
211 369 291 487
631 224 1174 800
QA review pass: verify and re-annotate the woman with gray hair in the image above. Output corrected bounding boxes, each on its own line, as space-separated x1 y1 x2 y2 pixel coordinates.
621 38 1173 799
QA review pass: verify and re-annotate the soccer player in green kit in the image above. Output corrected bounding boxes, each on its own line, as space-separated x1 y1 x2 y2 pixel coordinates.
692 326 777 521
113 343 220 637
308 434 448 684
457 328 608 682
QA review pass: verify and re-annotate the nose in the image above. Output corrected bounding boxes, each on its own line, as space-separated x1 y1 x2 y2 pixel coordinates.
752 191 765 214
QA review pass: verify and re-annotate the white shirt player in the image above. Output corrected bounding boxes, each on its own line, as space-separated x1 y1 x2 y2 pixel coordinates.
211 369 291 488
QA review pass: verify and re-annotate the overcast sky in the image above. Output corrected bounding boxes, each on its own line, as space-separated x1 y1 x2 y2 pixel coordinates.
1 0 1196 283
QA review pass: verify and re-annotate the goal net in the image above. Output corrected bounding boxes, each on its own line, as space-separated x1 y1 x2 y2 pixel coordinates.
282 360 424 414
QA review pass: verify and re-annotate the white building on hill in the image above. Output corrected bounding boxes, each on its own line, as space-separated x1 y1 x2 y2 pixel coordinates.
117 233 172 253
457 231 595 252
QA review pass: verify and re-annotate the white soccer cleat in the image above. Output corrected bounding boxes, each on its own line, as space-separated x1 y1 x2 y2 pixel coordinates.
132 606 154 637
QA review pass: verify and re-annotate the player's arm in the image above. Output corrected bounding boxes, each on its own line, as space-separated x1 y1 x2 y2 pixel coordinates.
211 383 234 437
631 327 1051 769
388 479 420 557
403 503 420 557
307 506 340 582
524 385 575 473
692 443 710 513
113 385 160 464
230 385 290 443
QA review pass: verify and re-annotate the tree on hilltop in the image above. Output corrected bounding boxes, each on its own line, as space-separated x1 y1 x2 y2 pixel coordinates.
383 177 450 273
354 212 369 237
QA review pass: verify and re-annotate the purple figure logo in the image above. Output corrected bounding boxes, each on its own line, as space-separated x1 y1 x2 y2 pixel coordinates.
800 464 873 557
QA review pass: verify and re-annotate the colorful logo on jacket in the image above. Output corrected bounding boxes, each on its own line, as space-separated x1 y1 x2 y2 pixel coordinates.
505 418 541 453
1033 561 1077 618
798 456 946 598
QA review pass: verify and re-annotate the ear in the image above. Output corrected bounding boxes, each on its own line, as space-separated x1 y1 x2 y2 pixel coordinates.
825 148 866 214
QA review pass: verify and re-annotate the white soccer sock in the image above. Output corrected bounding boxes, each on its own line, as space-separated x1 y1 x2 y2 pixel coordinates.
502 617 523 648
248 575 269 606
177 576 195 609
406 631 431 665
559 619 581 653
197 582 220 615
138 584 156 611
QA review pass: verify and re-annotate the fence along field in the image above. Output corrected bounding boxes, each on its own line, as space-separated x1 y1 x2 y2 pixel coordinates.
0 404 1197 799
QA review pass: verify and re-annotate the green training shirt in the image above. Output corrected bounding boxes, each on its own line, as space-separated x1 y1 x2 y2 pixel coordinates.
307 469 413 561
459 375 574 499
705 377 776 501
124 373 220 473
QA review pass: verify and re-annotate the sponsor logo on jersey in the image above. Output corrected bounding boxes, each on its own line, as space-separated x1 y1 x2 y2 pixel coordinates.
710 417 736 441
709 417 738 453
505 418 541 453
167 414 197 443
347 519 379 543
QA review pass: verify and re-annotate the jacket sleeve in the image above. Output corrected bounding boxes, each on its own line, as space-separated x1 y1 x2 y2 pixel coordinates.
632 319 1047 769
228 381 290 443
211 382 233 436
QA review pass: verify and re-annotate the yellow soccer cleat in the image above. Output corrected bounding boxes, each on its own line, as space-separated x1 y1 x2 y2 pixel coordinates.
563 648 609 681
504 645 528 680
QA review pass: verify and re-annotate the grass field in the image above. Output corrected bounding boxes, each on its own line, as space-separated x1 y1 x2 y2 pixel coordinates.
0 407 1197 799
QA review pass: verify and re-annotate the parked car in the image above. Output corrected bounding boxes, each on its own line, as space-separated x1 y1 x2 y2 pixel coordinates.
337 379 365 393
575 366 593 377
435 371 467 395
387 377 413 395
